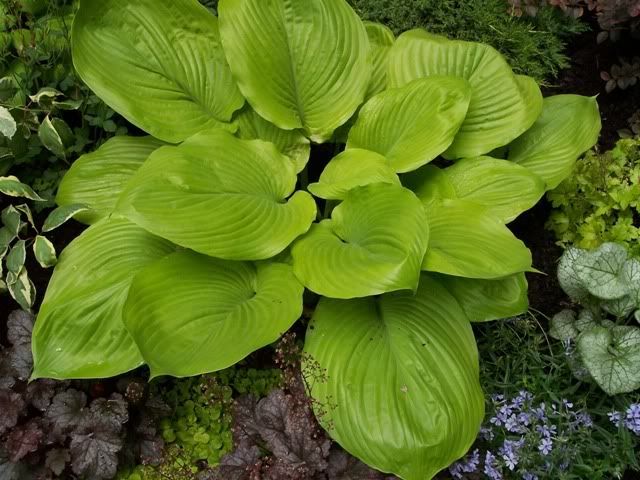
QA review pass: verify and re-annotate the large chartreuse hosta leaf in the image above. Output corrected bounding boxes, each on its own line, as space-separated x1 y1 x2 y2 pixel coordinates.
508 95 601 190
123 250 303 378
303 275 484 480
364 21 395 100
347 77 471 173
292 183 428 298
117 128 316 261
56 136 164 224
431 273 529 322
32 217 175 380
218 0 370 142
308 149 400 200
422 199 532 278
72 0 243 143
388 30 542 159
233 106 310 173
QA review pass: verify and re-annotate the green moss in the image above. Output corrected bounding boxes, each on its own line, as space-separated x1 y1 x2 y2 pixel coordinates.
347 0 586 84
547 138 640 256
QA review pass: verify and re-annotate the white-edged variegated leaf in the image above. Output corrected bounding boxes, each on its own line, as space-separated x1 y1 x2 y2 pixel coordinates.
7 267 35 311
219 0 370 142
33 235 57 268
117 129 316 261
233 106 310 173
42 204 90 232
388 30 542 159
56 136 164 224
6 239 26 274
32 217 175 380
1 205 22 236
347 77 471 172
0 176 44 201
303 275 484 480
292 183 428 298
72 0 244 143
0 105 16 139
422 199 532 279
308 149 400 200
509 95 601 190
123 250 303 378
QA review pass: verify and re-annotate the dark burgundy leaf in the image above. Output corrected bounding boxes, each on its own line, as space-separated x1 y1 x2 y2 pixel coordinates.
232 395 261 443
210 438 262 480
45 389 87 433
26 380 57 411
7 311 34 346
45 448 70 476
326 449 387 480
89 393 128 431
6 421 44 462
143 396 171 419
0 388 26 435
134 414 164 466
70 429 122 480
0 450 32 480
8 344 33 380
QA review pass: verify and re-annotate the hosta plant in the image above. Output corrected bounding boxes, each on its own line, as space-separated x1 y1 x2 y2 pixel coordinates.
31 0 601 478
551 243 640 395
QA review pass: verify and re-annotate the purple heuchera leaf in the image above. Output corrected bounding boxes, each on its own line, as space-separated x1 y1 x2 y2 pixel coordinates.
45 389 87 433
208 438 262 480
45 448 70 476
325 448 388 479
6 420 43 462
7 311 34 346
70 428 122 480
26 380 56 411
89 393 129 431
0 388 26 435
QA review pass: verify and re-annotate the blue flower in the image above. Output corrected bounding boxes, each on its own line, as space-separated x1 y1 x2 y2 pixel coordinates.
522 473 538 480
484 451 503 480
449 449 480 478
608 410 623 427
538 437 553 455
499 439 524 470
624 404 640 435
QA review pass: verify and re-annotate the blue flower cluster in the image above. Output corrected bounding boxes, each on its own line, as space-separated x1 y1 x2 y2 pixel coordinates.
448 390 595 479
608 404 640 435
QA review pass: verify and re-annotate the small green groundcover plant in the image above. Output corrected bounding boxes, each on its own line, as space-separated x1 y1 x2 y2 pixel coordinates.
29 0 600 478
551 243 640 395
547 137 640 256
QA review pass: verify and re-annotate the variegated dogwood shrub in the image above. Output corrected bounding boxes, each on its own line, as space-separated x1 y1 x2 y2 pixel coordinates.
31 0 601 478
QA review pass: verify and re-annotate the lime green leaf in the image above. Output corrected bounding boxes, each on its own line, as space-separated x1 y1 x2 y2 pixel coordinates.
578 326 640 395
219 0 370 142
433 272 529 322
422 200 532 278
123 251 303 378
444 156 545 222
509 95 601 189
347 77 471 172
0 105 16 139
234 106 310 173
388 30 542 159
292 184 428 298
32 217 175 380
56 136 164 224
42 204 90 233
6 239 25 274
72 0 243 143
7 266 35 311
2 205 22 236
308 149 400 200
549 309 578 340
400 164 456 206
118 129 316 260
37 116 66 158
303 275 484 480
33 235 57 268
363 21 395 99
0 176 44 201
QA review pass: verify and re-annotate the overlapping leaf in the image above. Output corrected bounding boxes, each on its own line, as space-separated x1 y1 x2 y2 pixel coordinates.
292 184 428 298
123 250 304 377
56 136 163 224
363 22 395 99
347 77 471 172
388 29 542 159
117 129 317 261
508 95 601 189
32 217 175 380
219 0 370 142
72 0 244 143
421 199 532 279
303 276 484 480
308 149 400 200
